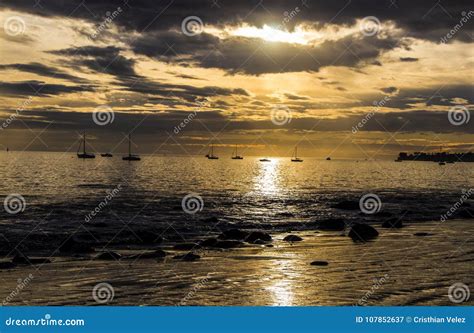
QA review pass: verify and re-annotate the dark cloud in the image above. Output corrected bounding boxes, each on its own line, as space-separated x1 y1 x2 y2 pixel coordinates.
2 0 472 42
0 62 88 83
381 86 399 95
0 80 94 96
131 31 406 74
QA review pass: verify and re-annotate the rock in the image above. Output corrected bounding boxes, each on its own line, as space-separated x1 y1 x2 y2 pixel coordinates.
212 240 243 249
253 239 267 245
331 200 359 210
414 232 432 237
283 235 303 242
310 261 329 266
316 218 346 231
0 261 16 269
199 238 219 247
129 249 167 259
218 229 249 240
173 243 201 251
245 231 272 243
381 218 403 228
173 252 200 261
59 237 94 253
266 244 274 248
12 254 51 265
348 223 379 242
96 251 122 260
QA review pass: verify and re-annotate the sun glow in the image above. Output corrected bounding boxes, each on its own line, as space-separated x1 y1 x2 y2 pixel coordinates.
230 24 317 45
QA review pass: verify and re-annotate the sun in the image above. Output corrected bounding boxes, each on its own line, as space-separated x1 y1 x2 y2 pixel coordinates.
229 24 315 45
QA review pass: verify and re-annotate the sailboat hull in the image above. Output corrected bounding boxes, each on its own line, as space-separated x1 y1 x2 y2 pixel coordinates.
291 159 303 162
123 155 141 161
77 153 95 159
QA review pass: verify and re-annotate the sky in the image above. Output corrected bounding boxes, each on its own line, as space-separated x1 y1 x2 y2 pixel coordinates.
0 0 472 158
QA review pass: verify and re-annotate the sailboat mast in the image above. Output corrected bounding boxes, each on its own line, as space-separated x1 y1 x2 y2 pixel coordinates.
83 131 86 154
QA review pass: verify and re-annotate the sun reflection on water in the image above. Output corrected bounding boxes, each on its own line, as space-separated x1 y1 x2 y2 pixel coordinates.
265 259 296 306
254 159 281 196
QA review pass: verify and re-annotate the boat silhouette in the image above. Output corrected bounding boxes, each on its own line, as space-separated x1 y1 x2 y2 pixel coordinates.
291 146 303 162
122 134 141 161
259 158 271 162
231 145 243 159
101 153 113 157
77 131 95 159
206 145 219 159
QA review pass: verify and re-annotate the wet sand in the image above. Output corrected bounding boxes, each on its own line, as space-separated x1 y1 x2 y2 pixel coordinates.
0 220 472 306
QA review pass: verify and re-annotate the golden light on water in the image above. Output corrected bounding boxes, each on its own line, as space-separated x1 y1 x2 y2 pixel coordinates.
254 159 281 196
265 259 296 306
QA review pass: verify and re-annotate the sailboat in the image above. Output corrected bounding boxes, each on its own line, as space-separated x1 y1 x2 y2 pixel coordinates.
101 153 113 157
122 134 141 161
259 158 271 162
206 145 219 159
291 146 303 162
231 145 243 159
77 131 95 159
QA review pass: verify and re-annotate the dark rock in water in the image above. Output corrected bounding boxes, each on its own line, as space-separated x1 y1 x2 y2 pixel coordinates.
266 244 274 248
173 243 201 251
0 261 16 269
96 251 122 260
212 240 243 249
59 237 94 253
245 231 272 243
218 229 249 240
331 200 359 210
12 254 51 265
348 223 379 242
129 249 167 259
12 253 30 265
316 218 346 231
414 232 433 237
173 252 200 261
310 261 329 266
283 235 303 242
253 239 267 245
382 218 403 228
199 238 219 247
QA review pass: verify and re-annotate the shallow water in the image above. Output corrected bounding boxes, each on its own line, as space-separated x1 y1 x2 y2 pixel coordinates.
0 152 472 305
